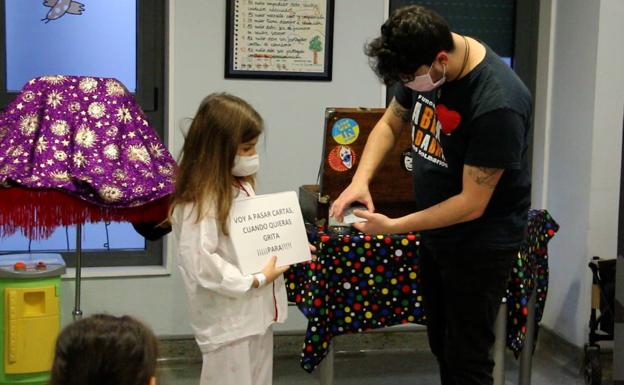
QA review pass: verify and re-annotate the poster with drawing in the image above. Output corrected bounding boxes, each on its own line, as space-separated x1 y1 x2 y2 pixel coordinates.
229 191 312 275
225 0 334 80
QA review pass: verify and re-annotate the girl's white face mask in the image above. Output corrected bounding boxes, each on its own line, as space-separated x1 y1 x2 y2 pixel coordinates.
405 63 446 92
232 154 259 177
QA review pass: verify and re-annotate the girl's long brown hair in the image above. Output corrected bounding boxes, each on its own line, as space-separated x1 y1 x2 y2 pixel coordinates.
169 93 263 234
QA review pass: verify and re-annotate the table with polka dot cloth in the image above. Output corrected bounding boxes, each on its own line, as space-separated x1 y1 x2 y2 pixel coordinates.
285 209 558 373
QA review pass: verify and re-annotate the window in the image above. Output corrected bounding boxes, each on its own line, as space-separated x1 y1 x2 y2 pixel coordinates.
388 0 517 64
5 1 136 92
0 0 166 268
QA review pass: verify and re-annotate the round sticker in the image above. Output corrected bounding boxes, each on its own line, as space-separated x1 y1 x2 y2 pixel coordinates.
332 118 360 145
400 148 413 172
328 145 356 172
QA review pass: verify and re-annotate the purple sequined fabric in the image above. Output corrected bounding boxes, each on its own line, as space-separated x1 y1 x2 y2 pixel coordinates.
0 75 175 208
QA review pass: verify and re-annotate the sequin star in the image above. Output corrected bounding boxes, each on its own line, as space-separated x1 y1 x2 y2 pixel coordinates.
75 126 97 148
36 137 48 153
46 91 64 108
116 106 132 123
149 143 165 159
73 151 88 168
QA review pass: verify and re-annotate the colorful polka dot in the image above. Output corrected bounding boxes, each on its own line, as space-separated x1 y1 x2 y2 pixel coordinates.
284 210 558 373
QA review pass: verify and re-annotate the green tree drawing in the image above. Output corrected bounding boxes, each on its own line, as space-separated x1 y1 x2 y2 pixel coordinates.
309 36 323 65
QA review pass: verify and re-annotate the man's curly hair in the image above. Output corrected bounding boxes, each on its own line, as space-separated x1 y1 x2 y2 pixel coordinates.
365 6 454 86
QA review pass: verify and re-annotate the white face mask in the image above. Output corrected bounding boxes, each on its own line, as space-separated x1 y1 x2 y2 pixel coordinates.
232 154 259 177
405 63 446 92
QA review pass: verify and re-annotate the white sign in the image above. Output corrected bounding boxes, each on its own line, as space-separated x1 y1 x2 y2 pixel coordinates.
229 191 312 275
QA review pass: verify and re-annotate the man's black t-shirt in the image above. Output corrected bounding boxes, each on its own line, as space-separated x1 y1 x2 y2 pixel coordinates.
394 45 532 250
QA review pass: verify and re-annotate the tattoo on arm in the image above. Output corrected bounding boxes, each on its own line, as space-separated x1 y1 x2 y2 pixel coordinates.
468 166 501 189
390 99 411 123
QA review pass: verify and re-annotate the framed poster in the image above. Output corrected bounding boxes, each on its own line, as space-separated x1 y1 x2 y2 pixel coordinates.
225 0 334 81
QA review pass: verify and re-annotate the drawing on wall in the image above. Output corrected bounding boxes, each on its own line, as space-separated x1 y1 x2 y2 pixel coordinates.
309 35 322 65
42 0 85 23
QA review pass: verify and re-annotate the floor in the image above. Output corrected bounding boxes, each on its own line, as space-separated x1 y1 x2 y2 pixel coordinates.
156 333 613 385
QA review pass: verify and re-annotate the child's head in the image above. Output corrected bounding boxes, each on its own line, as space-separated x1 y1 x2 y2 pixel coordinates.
49 314 158 385
171 93 264 233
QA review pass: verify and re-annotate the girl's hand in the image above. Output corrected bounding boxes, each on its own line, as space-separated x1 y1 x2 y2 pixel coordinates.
261 255 290 284
309 243 317 261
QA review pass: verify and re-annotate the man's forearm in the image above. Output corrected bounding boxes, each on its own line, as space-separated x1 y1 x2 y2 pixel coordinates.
393 193 484 233
352 119 398 185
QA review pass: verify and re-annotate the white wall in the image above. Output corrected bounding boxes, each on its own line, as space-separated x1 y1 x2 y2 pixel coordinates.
533 0 624 347
587 1 624 263
169 0 384 194
59 0 385 335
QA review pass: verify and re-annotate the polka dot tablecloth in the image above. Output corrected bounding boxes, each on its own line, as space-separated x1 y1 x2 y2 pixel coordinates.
285 209 559 372
505 209 559 354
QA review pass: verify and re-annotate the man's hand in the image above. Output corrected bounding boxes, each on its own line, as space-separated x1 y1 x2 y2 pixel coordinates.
329 182 375 222
328 99 410 223
351 209 397 235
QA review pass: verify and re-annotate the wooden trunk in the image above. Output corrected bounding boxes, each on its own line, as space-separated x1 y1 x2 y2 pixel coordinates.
299 108 416 225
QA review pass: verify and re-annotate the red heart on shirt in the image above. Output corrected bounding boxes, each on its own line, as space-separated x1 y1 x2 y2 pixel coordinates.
435 104 461 135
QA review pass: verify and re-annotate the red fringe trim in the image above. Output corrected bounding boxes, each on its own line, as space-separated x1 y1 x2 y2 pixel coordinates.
0 187 170 240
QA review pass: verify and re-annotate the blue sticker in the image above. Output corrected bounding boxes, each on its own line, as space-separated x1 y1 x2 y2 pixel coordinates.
332 118 360 145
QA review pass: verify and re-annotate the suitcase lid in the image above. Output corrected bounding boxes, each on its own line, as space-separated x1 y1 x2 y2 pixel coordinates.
319 108 416 217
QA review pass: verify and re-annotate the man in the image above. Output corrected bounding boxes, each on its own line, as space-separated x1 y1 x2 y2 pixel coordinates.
330 5 532 385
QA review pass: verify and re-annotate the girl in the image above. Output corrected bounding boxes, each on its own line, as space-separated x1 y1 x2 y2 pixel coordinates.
49 314 158 385
170 93 289 385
